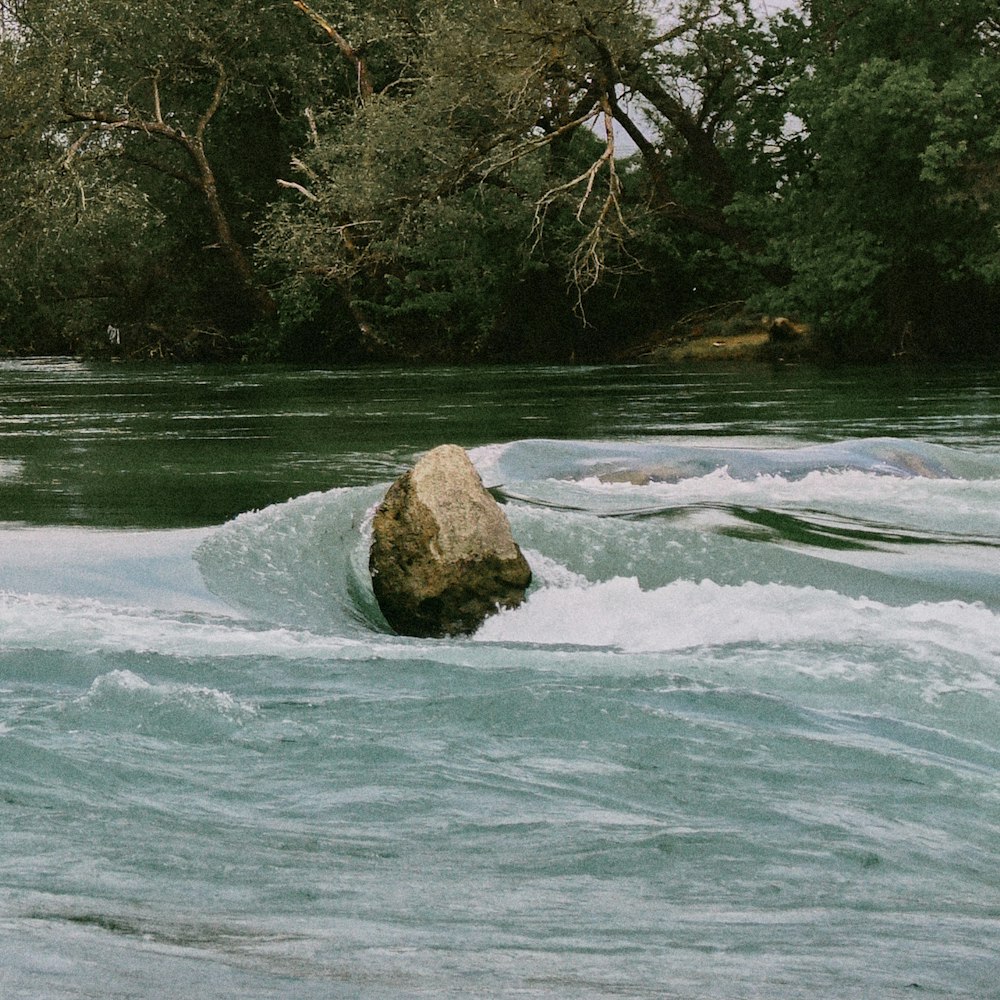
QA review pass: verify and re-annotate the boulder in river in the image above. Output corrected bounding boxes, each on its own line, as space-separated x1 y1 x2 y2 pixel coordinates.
369 444 532 637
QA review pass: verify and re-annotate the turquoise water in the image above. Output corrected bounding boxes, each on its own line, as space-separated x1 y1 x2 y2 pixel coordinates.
1 358 999 998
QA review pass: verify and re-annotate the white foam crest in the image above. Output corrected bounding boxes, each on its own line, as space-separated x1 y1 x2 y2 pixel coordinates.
81 668 254 719
0 459 23 481
467 442 511 487
519 548 590 589
0 590 370 660
587 464 992 503
575 467 1000 537
474 576 1000 668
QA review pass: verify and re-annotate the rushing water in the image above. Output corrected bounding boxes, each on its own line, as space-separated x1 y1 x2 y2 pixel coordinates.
1 357 999 999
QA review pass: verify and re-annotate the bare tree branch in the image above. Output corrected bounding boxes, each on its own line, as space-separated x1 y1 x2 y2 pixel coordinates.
277 177 318 201
530 95 632 311
478 105 601 178
61 66 273 318
151 69 163 124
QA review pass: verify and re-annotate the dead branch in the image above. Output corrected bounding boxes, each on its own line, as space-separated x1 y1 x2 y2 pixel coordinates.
569 99 632 299
59 125 100 169
151 69 163 124
529 95 632 310
277 177 318 201
478 105 601 178
290 155 319 182
304 107 319 145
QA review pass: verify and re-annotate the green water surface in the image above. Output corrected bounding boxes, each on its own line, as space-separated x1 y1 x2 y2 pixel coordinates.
2 358 998 527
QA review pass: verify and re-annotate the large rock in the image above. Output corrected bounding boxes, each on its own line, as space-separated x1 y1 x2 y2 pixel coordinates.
369 445 532 637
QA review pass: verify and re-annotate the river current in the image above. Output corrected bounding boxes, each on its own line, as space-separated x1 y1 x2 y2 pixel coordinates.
1 358 998 998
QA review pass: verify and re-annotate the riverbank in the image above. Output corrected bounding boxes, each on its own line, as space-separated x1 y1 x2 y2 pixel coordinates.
627 309 820 365
1 310 823 367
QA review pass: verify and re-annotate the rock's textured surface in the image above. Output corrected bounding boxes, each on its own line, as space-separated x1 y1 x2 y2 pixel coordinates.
369 445 532 637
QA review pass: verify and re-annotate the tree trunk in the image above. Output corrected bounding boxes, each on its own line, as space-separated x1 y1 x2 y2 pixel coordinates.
185 134 276 319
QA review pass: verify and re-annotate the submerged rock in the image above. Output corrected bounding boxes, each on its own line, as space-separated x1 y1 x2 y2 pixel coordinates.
369 444 532 637
597 464 687 485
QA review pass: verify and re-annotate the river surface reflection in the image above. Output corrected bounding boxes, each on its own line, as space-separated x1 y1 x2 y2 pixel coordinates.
2 357 998 526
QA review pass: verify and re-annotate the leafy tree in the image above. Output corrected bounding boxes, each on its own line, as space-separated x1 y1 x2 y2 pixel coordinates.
4 0 996 362
260 0 795 358
2 0 804 359
766 0 1000 357
1 0 355 354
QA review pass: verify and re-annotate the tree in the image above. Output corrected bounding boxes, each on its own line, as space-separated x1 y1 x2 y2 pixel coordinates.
1 0 354 354
260 0 795 358
6 0 995 362
764 0 1000 357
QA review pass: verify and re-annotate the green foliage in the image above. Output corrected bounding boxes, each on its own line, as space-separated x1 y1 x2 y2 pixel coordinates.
259 0 768 359
361 190 532 356
2 0 999 362
766 0 1000 357
1 0 348 356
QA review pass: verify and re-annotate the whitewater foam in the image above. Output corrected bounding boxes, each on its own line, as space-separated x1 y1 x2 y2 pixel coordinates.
594 463 994 507
79 670 250 715
80 668 256 720
474 575 1000 666
0 591 368 660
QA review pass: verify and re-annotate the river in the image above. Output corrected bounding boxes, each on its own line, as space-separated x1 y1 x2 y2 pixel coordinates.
1 357 999 998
